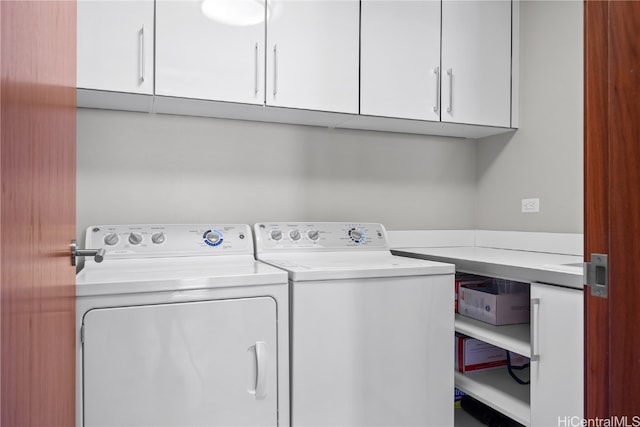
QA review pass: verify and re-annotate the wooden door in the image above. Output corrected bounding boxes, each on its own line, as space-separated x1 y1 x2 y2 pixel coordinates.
584 0 640 417
1 1 77 425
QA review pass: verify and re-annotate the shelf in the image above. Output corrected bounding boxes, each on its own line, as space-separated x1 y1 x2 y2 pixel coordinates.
455 314 531 357
454 370 530 426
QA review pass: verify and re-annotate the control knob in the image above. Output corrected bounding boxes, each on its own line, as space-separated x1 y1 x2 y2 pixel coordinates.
206 231 221 244
270 230 283 241
307 229 319 241
104 232 119 246
289 230 301 241
350 229 363 241
128 232 143 245
151 232 165 244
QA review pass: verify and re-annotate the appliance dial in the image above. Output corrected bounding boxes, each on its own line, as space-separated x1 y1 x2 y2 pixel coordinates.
205 231 221 244
289 230 301 241
349 228 365 243
203 229 224 247
128 232 143 245
307 229 319 241
151 232 165 244
104 232 119 246
270 229 283 241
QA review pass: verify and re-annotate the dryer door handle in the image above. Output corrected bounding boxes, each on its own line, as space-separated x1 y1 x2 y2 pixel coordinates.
254 341 268 399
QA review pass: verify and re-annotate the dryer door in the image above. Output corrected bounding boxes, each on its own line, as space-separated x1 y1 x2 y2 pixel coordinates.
82 297 278 426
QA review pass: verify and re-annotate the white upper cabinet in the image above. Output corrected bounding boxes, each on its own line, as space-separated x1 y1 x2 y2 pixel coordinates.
77 0 517 137
360 0 441 121
155 0 265 105
265 0 360 113
441 0 513 127
77 0 154 94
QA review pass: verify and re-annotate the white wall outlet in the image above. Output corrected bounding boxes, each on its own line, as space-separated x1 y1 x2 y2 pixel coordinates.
521 198 540 213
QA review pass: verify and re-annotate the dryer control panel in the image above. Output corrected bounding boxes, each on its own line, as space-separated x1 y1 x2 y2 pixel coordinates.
254 222 389 252
84 224 253 259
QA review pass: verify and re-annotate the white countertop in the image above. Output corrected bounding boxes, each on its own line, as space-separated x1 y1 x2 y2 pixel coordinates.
391 246 583 289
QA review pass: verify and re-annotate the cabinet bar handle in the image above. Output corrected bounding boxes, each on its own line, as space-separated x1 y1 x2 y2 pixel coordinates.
273 44 278 97
139 26 145 85
531 298 541 362
254 43 259 96
433 66 440 113
446 68 453 113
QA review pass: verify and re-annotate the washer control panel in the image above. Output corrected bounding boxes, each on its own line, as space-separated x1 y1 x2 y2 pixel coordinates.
254 222 388 252
84 224 253 259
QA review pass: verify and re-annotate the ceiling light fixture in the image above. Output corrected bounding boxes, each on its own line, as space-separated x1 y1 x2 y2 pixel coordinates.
201 0 268 26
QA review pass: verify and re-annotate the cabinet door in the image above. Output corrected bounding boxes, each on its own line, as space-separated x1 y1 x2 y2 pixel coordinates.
361 0 441 121
530 283 583 425
77 0 154 94
156 0 265 104
82 298 278 427
265 0 359 113
441 0 512 127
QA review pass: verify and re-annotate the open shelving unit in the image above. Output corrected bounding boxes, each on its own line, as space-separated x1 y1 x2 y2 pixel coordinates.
454 314 530 357
454 370 530 426
454 314 532 426
393 243 584 427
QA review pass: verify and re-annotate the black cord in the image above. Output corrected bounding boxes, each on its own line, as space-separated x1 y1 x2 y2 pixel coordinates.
506 350 530 385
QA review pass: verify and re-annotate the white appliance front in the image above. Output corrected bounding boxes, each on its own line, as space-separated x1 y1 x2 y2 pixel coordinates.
83 297 277 426
76 224 289 427
255 222 455 426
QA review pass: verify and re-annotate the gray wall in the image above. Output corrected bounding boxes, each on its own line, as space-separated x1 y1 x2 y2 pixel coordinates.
77 110 477 242
475 0 583 233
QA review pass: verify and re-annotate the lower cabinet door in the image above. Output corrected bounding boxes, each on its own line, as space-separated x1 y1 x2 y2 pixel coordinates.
82 297 278 426
530 282 584 425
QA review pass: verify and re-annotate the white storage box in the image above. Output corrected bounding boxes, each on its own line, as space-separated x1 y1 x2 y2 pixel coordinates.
458 280 530 325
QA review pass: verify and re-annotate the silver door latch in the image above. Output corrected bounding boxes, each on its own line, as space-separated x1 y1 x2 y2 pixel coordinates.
70 239 105 267
584 253 608 298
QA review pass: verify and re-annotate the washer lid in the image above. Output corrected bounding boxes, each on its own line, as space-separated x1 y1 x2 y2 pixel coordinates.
76 255 288 297
257 251 454 281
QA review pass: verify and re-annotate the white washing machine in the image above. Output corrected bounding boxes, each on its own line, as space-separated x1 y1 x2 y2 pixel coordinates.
76 224 289 427
254 222 455 427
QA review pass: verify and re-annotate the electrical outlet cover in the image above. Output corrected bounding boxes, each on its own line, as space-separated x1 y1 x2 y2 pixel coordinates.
521 198 540 213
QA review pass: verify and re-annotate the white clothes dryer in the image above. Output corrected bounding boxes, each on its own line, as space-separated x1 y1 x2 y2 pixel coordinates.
76 224 289 427
254 222 455 427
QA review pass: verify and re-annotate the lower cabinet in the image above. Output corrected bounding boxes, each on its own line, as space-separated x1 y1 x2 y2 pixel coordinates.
454 280 583 426
530 282 584 426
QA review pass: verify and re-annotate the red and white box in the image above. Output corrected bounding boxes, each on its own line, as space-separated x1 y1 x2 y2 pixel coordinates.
454 273 490 313
455 334 529 373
